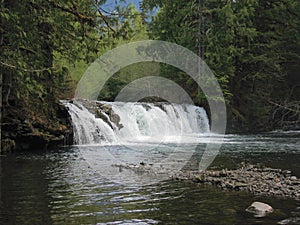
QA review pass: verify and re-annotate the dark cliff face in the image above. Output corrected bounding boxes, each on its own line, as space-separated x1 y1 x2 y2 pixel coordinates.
1 99 73 153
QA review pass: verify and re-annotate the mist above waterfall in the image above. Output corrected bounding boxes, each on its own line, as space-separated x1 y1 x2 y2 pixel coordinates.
64 100 210 145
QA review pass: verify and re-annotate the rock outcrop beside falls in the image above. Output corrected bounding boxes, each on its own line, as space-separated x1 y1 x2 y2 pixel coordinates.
174 164 300 200
1 101 73 152
74 99 123 130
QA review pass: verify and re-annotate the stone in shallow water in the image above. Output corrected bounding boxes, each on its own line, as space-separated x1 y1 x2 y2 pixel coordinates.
246 201 273 217
278 218 300 225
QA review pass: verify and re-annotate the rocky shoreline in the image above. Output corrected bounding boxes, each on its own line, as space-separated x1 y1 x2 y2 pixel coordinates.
174 164 300 201
1 101 73 153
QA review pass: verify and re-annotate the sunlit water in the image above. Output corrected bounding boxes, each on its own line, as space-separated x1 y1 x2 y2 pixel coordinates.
1 131 300 224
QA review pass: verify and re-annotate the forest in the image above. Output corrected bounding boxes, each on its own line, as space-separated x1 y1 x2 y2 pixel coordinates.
1 0 300 152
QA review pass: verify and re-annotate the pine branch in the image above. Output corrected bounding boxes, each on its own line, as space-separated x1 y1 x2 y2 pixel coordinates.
47 0 96 26
268 100 300 114
0 61 57 73
97 9 116 32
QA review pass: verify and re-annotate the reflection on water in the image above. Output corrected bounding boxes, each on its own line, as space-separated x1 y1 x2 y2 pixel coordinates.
0 132 300 224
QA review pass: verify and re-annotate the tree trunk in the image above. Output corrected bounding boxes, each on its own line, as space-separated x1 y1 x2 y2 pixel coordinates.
0 71 2 153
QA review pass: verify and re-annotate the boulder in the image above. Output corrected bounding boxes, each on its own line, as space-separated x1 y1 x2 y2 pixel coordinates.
246 201 273 217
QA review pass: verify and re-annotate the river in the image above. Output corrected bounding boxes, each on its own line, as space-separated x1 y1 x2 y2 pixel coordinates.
1 131 300 224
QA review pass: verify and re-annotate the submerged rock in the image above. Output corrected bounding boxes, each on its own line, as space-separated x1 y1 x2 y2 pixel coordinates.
246 201 273 217
278 217 300 225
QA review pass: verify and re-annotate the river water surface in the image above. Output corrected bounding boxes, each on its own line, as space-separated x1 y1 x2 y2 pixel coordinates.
1 131 300 224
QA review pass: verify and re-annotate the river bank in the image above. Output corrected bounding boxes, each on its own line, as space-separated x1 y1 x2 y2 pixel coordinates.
1 101 73 153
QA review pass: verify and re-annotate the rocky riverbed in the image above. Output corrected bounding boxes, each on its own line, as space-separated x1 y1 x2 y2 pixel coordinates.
174 164 300 200
112 162 300 201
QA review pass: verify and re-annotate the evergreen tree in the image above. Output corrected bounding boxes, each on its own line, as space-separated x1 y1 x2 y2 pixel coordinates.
143 0 300 132
0 0 116 150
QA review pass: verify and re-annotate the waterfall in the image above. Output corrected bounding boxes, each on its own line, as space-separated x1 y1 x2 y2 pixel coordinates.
63 100 210 145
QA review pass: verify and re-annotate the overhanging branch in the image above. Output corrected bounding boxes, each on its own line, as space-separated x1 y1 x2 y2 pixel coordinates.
47 0 96 26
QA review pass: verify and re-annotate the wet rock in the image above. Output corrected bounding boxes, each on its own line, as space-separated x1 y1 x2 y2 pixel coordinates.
78 100 124 130
110 112 123 129
278 214 300 225
153 102 167 112
95 102 123 130
233 182 248 190
246 202 273 217
284 170 292 176
95 110 113 129
141 103 152 111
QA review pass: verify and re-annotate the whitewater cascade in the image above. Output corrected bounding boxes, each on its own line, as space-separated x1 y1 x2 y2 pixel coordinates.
63 100 210 145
